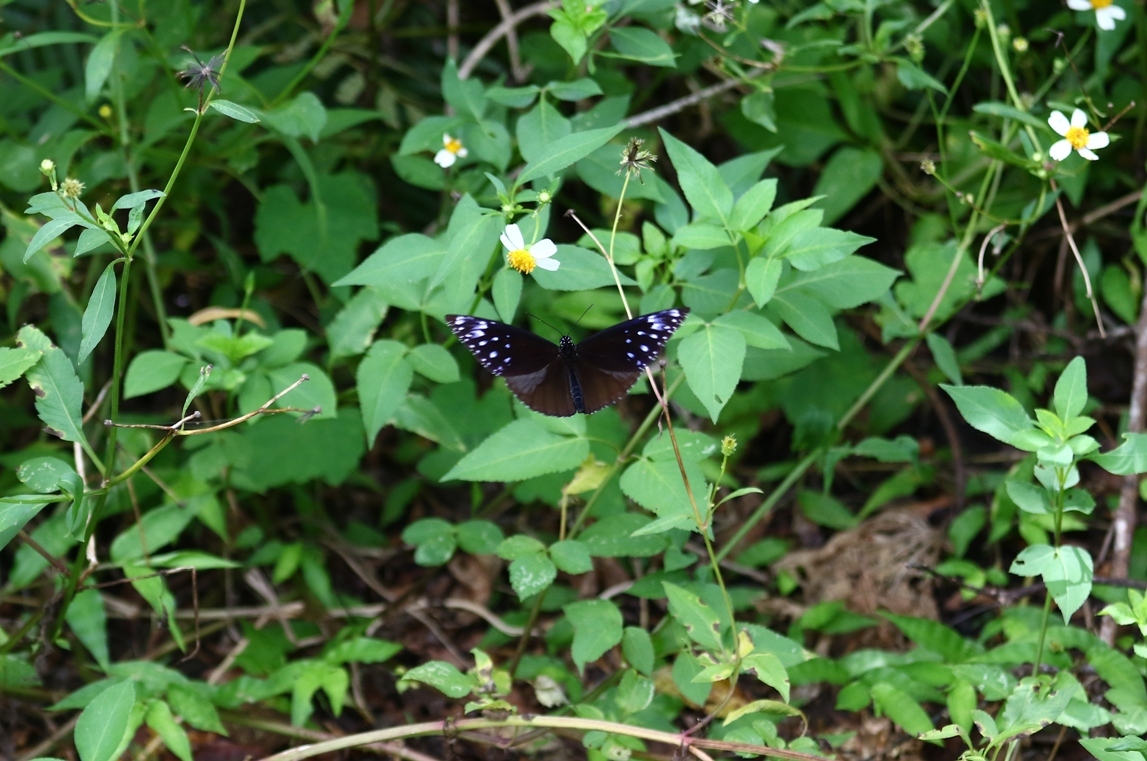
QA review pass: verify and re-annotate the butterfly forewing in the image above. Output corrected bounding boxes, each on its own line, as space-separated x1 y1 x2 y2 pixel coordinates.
447 308 689 417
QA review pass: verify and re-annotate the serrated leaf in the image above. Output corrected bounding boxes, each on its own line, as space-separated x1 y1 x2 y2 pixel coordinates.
679 323 746 422
517 125 623 186
443 418 588 482
664 583 723 652
78 260 118 363
508 552 557 599
770 290 838 349
660 128 732 223
1092 433 1147 475
0 346 42 390
18 326 85 443
357 340 413 444
565 599 623 673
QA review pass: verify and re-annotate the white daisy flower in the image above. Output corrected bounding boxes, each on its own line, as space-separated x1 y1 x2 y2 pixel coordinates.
434 133 468 168
501 223 559 275
1048 108 1110 161
1066 0 1126 31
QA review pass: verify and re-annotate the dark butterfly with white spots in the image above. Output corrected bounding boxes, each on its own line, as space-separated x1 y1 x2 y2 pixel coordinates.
447 308 690 417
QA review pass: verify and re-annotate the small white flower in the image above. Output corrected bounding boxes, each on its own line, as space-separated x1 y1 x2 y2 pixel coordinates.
434 133 468 168
502 223 559 275
1066 0 1126 31
1048 108 1110 161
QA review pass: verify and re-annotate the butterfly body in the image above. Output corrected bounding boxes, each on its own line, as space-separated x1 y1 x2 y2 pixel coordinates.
447 308 689 417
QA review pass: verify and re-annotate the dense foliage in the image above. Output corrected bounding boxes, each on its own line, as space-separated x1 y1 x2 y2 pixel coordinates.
2 0 1147 759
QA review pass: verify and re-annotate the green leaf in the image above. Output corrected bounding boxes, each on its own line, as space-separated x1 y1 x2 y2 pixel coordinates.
75 680 135 761
402 518 457 566
403 661 474 698
622 627 655 675
84 30 123 103
784 228 874 272
550 539 593 574
0 346 42 390
926 333 962 385
565 599 624 673
18 326 86 443
607 26 676 67
146 700 193 761
124 350 187 398
1092 433 1147 475
430 211 499 292
1010 545 1093 623
497 534 547 561
811 147 883 226
441 59 486 121
263 92 328 141
770 290 838 349
456 520 504 554
745 257 782 307
534 245 637 291
730 179 778 231
1054 356 1088 421
895 59 947 94
870 682 935 735
492 267 522 323
616 669 655 715
659 128 733 223
208 99 260 123
517 125 623 186
16 456 77 493
407 344 459 383
620 457 704 531
327 287 388 359
110 501 199 562
664 583 723 652
166 684 225 734
972 101 1046 130
66 589 110 670
679 323 746 422
941 385 1034 449
741 652 790 703
443 418 588 482
781 255 899 310
324 637 402 665
268 362 337 418
357 340 413 444
78 260 118 363
25 216 80 262
508 552 557 599
713 311 788 350
672 222 731 250
333 234 444 287
111 189 164 211
1005 480 1051 515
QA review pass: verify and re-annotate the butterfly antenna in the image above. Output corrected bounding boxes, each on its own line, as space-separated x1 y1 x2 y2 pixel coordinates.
574 304 593 327
525 312 564 339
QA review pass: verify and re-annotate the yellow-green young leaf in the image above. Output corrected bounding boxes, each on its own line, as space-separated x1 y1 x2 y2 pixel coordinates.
679 324 746 422
75 680 135 761
357 340 413 444
78 260 118 363
1093 433 1147 475
941 384 1034 448
65 589 109 670
565 599 623 673
664 582 723 652
146 700 192 761
659 128 733 223
0 346 41 390
1054 356 1088 421
443 418 588 482
18 326 85 443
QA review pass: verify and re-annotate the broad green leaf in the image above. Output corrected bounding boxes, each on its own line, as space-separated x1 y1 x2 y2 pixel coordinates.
332 234 444 287
496 534 547 561
441 59 486 121
660 128 732 223
533 244 637 291
75 226 113 256
871 682 934 735
85 30 123 103
0 501 49 554
770 290 838 349
713 311 788 349
263 92 327 141
429 210 498 292
1005 480 1051 514
565 599 623 673
492 267 522 323
78 260 118 363
443 418 588 482
66 589 109 669
730 179 778 231
16 456 77 493
109 500 200 562
407 344 459 383
456 520 504 554
672 222 730 250
75 680 135 761
145 700 192 761
798 489 857 529
357 340 413 444
508 552 557 599
926 333 962 385
166 684 225 734
402 518 457 566
1010 545 1093 623
679 323 746 421
1054 356 1088 421
784 228 874 272
517 125 623 186
18 325 85 443
1000 675 1073 737
664 583 723 652
111 189 164 211
324 637 402 665
812 147 882 226
681 268 739 314
0 346 42 390
517 99 572 165
741 652 790 703
124 350 187 398
550 539 593 574
607 26 676 67
745 257 782 307
620 457 704 532
623 627 655 675
942 385 1034 448
616 669 656 715
403 661 474 698
327 287 388 359
1092 433 1147 475
781 255 899 310
268 362 337 418
208 99 260 123
895 59 947 94
883 614 981 662
25 216 80 262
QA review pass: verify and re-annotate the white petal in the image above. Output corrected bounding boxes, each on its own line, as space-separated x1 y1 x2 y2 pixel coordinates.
1077 147 1099 161
434 150 455 167
535 257 561 271
442 133 454 146
501 223 524 251
1065 0 1092 9
1106 5 1127 20
1096 7 1118 29
1070 108 1089 128
529 238 557 260
1087 131 1110 150
1048 110 1070 136
457 147 468 158
1049 139 1072 161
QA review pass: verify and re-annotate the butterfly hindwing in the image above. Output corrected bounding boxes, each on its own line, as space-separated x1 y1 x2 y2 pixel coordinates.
573 309 689 413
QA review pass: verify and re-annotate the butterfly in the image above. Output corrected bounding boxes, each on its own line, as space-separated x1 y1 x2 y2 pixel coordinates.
446 308 690 417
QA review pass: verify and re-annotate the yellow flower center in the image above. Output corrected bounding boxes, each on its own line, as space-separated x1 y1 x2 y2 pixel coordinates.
1065 125 1090 150
1091 0 1112 8
445 137 464 154
508 248 536 274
